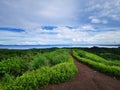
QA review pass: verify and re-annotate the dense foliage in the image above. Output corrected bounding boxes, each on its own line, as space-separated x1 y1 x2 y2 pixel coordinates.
0 47 120 90
81 47 120 60
0 48 78 90
73 49 120 78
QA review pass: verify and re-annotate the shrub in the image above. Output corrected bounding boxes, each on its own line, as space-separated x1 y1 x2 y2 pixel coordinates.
73 50 120 78
2 73 15 85
45 49 73 65
50 63 78 84
35 67 50 87
1 49 78 90
5 67 50 90
0 57 28 76
30 54 49 70
4 62 78 90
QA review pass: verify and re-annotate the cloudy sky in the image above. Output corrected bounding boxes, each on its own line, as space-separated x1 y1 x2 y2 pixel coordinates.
0 0 120 45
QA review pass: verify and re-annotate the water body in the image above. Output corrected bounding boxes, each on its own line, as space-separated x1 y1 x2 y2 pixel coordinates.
0 44 119 49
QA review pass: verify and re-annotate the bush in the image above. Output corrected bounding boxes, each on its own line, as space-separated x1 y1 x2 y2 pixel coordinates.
50 63 78 84
73 50 120 78
35 67 50 87
2 73 15 85
5 63 78 90
30 54 49 70
5 67 50 90
45 49 73 65
75 49 106 62
1 49 78 90
0 57 28 76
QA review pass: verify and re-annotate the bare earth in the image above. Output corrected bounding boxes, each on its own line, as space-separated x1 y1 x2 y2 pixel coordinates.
41 58 120 90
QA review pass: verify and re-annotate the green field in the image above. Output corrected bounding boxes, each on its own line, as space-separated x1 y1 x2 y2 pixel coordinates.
73 47 120 78
0 48 78 90
0 47 120 90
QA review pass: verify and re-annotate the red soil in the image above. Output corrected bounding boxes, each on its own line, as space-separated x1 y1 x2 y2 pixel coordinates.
41 58 120 90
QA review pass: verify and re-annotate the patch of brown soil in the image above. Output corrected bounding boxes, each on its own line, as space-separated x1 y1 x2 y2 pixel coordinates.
41 57 120 90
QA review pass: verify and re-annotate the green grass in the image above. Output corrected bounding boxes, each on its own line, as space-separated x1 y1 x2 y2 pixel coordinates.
4 67 50 90
29 54 49 70
50 62 77 84
1 47 119 90
81 47 120 60
73 49 120 78
0 57 28 76
0 49 78 90
75 49 120 66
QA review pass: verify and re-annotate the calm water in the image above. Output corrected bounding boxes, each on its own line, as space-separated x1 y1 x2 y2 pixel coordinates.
0 45 119 49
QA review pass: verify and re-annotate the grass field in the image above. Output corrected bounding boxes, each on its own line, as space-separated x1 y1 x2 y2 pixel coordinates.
0 47 120 90
0 48 78 90
73 48 120 78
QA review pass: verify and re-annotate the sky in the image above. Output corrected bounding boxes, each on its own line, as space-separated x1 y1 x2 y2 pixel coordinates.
0 0 120 45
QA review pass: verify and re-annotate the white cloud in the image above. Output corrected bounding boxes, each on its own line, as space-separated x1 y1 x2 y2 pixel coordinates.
0 0 120 28
1 26 119 45
81 0 120 24
89 16 108 24
99 1 120 21
80 25 95 30
0 0 79 28
0 0 120 45
88 31 120 44
91 18 101 24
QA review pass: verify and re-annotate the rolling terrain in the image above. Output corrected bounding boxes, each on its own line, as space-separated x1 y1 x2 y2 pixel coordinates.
0 48 120 90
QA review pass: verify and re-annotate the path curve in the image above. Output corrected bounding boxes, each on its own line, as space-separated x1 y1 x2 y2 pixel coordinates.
41 56 120 90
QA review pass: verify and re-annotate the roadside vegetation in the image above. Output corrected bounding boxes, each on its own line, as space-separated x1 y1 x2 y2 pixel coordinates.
73 48 120 78
81 47 120 61
0 48 78 90
0 47 120 90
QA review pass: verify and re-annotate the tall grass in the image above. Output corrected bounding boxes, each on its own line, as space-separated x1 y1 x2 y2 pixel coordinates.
29 54 49 70
44 49 73 65
50 62 78 84
4 63 77 90
0 49 78 90
73 49 120 78
0 57 28 76
74 49 120 66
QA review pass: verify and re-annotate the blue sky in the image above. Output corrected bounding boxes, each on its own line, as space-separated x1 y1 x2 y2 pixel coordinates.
0 0 120 45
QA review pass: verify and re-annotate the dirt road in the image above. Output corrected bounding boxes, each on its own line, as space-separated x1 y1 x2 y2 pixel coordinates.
42 58 120 90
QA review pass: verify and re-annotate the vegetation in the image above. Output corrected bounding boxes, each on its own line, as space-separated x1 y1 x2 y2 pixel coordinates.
73 49 120 78
0 57 28 76
0 47 120 90
0 48 78 90
81 47 120 61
